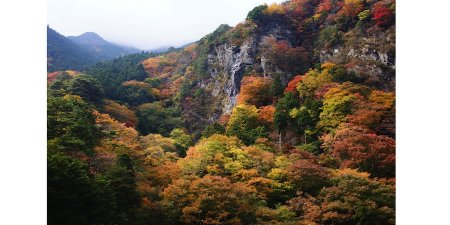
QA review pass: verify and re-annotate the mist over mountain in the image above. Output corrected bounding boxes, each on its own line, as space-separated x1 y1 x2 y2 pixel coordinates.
68 32 141 59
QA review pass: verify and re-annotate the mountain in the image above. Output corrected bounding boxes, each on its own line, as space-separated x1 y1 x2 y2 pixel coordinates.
68 32 140 60
68 32 109 46
120 2 395 138
48 1 396 224
47 26 97 71
47 27 141 72
55 0 396 144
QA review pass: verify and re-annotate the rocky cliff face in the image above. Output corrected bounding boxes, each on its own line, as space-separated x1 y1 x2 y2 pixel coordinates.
199 23 295 119
175 8 395 133
318 27 396 91
208 38 257 114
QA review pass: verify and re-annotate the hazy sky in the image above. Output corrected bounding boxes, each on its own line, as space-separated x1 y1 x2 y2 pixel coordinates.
48 0 285 50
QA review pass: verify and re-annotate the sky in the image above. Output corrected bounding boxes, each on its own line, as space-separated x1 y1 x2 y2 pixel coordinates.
48 0 286 50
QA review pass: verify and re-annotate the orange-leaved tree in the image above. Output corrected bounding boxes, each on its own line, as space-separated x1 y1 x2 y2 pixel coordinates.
237 76 273 107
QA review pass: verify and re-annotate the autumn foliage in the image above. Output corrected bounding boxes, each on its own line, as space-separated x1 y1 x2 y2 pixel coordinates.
373 1 395 27
261 37 310 74
285 75 302 94
323 123 395 177
339 0 364 18
237 76 273 107
258 105 276 127
316 0 333 15
48 0 396 224
101 99 137 127
162 175 260 225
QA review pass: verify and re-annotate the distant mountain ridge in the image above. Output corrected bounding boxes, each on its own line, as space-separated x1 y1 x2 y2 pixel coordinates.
68 32 108 46
68 32 140 60
47 26 141 72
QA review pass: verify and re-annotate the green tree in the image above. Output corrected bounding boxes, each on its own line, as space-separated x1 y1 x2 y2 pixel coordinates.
318 25 341 49
86 52 155 98
270 74 284 99
247 4 269 23
202 122 226 138
48 72 72 97
66 74 104 103
289 99 322 137
47 95 100 154
274 92 300 132
48 153 95 225
104 155 141 224
48 153 117 225
170 128 193 157
136 102 183 136
114 81 157 107
226 104 268 145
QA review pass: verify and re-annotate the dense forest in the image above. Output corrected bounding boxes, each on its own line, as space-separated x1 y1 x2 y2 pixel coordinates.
48 0 396 224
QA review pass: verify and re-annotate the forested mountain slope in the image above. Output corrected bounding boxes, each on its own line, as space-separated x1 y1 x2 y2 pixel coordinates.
47 27 141 71
47 26 98 71
48 0 396 224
